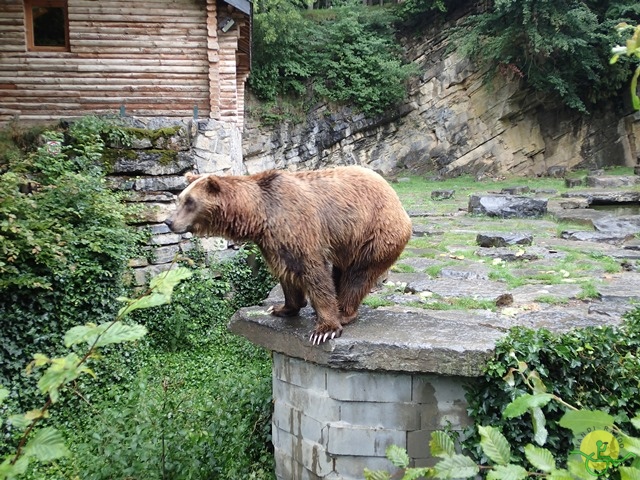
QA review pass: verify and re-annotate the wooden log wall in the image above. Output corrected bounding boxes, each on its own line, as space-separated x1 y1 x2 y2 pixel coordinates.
0 0 213 123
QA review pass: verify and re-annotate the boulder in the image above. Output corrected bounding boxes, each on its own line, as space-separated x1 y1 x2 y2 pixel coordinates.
468 194 547 218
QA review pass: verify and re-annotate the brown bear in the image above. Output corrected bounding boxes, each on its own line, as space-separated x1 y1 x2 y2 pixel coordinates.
164 166 412 345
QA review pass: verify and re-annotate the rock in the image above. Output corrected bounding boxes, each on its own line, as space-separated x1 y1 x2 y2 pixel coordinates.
495 293 513 307
476 232 533 248
131 202 174 224
439 264 489 281
559 198 589 209
229 304 505 376
148 233 183 246
560 230 634 245
565 178 583 188
500 186 530 195
585 175 640 188
468 195 548 218
134 175 189 192
561 190 640 203
109 150 194 176
475 246 548 262
431 189 455 200
412 224 444 237
546 166 567 178
124 191 175 203
150 244 181 264
593 215 640 235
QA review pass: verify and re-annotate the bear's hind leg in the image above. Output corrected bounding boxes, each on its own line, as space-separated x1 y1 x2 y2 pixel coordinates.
270 281 307 317
338 262 393 325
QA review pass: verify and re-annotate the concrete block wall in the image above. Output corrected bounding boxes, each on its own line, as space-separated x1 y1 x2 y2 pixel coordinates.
271 353 471 479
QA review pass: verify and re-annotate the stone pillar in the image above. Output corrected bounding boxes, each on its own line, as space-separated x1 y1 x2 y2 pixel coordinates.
271 353 470 479
228 301 501 479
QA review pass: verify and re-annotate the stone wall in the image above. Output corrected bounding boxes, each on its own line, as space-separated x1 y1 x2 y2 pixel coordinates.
272 353 470 479
241 25 640 178
105 116 243 284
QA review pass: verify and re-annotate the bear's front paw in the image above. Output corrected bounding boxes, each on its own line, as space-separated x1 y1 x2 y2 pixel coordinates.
309 325 343 346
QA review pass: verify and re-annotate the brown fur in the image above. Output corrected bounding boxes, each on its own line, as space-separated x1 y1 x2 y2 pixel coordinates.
164 166 412 343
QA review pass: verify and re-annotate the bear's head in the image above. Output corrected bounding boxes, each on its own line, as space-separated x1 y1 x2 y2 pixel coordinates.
164 173 222 235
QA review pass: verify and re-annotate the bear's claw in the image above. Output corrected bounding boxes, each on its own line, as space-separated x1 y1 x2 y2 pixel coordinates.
309 327 342 345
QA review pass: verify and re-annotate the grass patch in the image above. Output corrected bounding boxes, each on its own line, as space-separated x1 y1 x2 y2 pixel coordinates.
411 296 497 311
363 294 394 308
577 282 601 300
534 295 570 305
392 263 416 273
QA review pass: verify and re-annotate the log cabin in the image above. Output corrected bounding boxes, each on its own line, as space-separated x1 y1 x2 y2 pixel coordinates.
0 0 252 126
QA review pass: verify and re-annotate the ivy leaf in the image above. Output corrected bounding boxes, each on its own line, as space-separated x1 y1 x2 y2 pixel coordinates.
620 466 640 480
22 427 70 462
434 454 478 479
503 394 554 419
558 410 614 435
486 464 528 480
531 407 548 446
524 444 555 472
386 445 410 468
631 414 640 430
430 430 455 459
0 387 8 405
478 425 511 466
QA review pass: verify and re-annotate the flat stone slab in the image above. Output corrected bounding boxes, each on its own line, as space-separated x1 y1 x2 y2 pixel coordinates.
561 190 640 204
228 305 504 376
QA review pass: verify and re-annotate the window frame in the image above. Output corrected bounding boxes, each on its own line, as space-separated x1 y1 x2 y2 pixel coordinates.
24 0 70 52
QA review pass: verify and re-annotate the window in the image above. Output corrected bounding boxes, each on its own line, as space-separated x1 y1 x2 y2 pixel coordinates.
24 0 69 52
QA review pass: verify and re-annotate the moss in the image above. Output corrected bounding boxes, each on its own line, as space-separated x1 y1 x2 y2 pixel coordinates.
100 148 136 173
124 126 183 142
151 149 179 165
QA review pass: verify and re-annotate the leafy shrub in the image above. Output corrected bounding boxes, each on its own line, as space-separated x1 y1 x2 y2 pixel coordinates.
250 1 416 117
0 118 141 405
0 268 191 480
65 247 276 479
453 0 639 112
464 306 640 466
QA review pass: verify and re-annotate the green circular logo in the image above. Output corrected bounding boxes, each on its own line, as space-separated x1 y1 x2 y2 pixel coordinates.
579 430 620 474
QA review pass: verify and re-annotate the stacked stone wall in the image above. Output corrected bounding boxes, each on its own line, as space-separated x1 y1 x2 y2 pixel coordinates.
272 353 470 479
105 116 243 284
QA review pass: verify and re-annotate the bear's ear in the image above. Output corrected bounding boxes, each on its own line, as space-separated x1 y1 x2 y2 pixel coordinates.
185 172 201 184
203 175 221 194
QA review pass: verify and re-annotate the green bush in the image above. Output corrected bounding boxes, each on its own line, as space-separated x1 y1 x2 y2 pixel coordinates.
63 248 276 479
464 306 640 466
249 1 416 117
0 118 141 405
454 0 639 112
70 353 273 480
